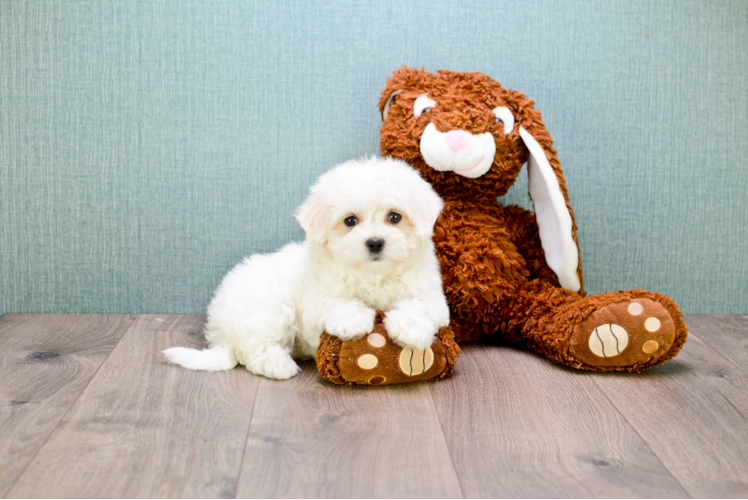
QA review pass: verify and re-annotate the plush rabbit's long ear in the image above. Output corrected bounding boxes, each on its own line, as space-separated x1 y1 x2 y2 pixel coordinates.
518 124 583 293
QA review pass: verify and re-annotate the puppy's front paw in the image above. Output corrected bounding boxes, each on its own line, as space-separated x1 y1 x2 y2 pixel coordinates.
384 309 437 351
249 348 301 380
325 307 376 341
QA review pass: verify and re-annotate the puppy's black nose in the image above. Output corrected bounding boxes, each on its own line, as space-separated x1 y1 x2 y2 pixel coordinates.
366 237 385 253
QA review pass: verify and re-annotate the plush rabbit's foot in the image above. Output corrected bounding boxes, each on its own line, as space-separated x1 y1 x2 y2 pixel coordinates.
569 298 678 370
317 312 460 385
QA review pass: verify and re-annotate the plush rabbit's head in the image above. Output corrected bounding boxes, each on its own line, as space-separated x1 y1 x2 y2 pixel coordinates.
378 66 581 292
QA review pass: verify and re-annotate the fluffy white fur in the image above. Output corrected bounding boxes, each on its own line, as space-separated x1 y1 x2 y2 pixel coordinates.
163 157 450 380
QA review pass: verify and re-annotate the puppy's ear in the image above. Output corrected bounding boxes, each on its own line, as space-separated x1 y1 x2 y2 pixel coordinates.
408 181 444 238
509 91 583 293
294 191 328 244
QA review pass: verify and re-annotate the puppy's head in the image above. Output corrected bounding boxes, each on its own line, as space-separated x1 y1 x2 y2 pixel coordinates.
295 157 443 275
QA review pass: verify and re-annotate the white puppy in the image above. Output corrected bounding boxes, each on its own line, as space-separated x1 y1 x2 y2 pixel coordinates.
163 157 450 380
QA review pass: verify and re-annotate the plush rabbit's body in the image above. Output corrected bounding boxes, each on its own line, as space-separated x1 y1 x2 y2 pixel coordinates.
375 67 687 371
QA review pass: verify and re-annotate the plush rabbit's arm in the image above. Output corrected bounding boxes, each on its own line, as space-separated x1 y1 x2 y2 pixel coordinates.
502 204 560 286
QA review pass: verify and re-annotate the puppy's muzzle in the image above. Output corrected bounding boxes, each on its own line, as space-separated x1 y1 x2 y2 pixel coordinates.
366 237 385 254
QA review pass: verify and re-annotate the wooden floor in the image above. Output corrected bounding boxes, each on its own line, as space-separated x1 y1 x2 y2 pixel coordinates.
0 314 747 498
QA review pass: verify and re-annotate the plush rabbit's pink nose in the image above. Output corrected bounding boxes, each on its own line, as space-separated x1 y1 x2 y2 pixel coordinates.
445 130 471 152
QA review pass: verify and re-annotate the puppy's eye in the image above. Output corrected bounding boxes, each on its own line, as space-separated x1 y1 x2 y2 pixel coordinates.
414 94 436 117
388 212 402 224
344 216 358 227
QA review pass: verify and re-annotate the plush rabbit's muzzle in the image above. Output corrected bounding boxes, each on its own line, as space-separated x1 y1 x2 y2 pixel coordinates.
420 123 496 179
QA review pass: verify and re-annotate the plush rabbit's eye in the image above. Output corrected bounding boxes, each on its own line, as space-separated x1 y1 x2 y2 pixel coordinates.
492 106 515 134
344 216 358 227
414 94 436 117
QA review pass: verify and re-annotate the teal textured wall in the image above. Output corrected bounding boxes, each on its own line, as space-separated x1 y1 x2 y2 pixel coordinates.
1 0 747 315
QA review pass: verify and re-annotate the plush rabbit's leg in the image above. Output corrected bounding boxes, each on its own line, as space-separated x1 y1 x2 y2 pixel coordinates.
502 281 688 372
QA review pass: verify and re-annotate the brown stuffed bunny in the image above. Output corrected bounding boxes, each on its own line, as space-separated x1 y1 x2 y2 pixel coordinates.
372 67 687 372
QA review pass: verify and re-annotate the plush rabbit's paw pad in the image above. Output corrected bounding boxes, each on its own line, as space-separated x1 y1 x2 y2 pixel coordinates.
569 298 676 368
341 330 443 385
316 315 459 385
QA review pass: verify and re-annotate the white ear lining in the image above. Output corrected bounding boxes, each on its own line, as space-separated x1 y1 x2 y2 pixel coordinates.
519 126 581 292
382 90 403 120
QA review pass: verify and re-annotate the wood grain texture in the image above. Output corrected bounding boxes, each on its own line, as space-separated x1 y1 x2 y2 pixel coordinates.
7 315 259 499
684 315 748 375
237 362 463 499
430 344 688 498
0 314 135 498
4 314 748 498
592 323 748 498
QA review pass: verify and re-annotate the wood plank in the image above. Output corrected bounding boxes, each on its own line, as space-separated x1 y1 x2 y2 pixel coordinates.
237 362 463 499
684 315 748 375
8 315 260 499
592 319 748 498
430 344 688 498
0 314 135 498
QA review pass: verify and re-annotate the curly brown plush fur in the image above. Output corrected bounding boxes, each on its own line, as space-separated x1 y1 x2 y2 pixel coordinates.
376 67 687 372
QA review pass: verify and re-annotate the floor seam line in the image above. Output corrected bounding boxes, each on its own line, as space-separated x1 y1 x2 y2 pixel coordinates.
3 314 137 498
233 376 262 499
688 330 748 377
428 384 467 499
589 374 693 499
